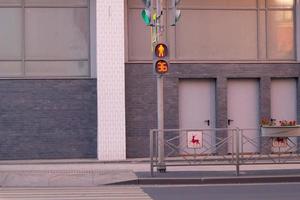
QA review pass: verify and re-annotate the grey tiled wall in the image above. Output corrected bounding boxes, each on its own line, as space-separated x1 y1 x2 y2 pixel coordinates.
0 79 97 160
125 63 300 158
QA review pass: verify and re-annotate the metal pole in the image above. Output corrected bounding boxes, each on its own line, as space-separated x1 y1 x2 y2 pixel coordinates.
150 130 154 177
156 0 166 172
157 77 166 172
235 128 240 176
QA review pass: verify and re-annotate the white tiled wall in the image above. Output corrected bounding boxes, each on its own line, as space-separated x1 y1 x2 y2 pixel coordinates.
297 0 300 61
97 0 126 160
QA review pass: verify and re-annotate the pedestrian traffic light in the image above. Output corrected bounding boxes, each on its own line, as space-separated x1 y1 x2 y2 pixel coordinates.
154 43 169 74
155 60 168 74
141 0 152 26
155 43 168 58
170 0 181 26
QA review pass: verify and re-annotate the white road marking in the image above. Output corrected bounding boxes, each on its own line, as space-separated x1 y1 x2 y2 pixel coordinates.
0 186 153 200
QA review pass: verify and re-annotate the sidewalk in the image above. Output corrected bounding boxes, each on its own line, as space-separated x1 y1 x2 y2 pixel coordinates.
1 159 300 187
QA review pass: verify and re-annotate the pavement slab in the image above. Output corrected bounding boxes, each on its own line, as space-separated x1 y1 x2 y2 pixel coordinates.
0 170 137 187
1 159 300 187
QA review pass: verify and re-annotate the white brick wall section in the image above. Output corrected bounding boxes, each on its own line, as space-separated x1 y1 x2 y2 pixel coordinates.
297 0 300 61
97 0 126 160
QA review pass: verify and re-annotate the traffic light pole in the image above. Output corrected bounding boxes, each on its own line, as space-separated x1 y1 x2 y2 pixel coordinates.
156 0 166 173
157 75 166 172
141 0 180 173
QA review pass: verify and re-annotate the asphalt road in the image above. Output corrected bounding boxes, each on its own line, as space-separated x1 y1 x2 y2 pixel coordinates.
142 182 300 200
1 183 300 200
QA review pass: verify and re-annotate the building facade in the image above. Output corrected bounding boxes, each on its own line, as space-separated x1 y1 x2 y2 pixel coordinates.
0 0 299 160
125 0 300 157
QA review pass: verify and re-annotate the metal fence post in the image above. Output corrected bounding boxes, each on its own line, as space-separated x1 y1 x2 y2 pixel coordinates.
150 129 154 177
235 128 240 176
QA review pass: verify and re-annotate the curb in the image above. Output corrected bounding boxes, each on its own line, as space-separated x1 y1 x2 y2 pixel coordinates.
0 158 150 165
111 175 300 185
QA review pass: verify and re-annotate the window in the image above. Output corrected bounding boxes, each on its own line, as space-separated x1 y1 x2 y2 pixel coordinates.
0 0 90 78
267 0 295 59
127 0 295 61
176 9 258 60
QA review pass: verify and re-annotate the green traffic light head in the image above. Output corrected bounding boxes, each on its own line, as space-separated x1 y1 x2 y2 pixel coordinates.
140 0 152 26
141 9 151 26
170 0 181 26
175 10 181 23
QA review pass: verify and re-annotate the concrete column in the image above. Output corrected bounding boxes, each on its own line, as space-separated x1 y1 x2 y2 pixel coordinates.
260 77 271 119
216 77 228 154
259 77 272 154
216 77 227 129
97 0 126 160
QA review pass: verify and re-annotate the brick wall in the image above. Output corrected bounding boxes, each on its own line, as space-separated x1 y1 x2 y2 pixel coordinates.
125 63 300 158
0 79 97 160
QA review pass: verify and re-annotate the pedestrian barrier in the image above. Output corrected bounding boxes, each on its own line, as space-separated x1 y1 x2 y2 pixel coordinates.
150 127 300 176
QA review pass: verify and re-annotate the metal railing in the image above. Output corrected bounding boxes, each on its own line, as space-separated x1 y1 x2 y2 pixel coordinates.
150 127 300 176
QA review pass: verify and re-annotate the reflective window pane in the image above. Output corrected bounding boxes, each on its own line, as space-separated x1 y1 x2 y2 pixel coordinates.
25 8 89 60
0 0 21 6
259 0 266 8
0 8 22 60
268 0 294 8
259 11 267 59
25 61 89 77
25 0 88 7
176 10 258 60
179 0 257 9
128 9 152 61
268 11 294 59
0 61 23 77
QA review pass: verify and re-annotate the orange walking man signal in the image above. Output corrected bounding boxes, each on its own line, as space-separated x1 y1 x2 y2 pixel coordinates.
155 43 168 58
